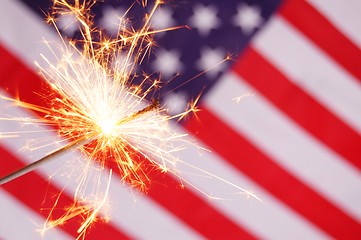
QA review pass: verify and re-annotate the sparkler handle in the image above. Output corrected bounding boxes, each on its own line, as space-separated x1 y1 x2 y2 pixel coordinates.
0 135 95 185
0 99 158 185
116 99 160 125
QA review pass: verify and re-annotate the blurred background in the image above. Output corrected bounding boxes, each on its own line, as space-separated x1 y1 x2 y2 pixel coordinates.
0 0 361 239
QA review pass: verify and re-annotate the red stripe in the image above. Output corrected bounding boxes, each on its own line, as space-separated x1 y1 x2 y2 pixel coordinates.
0 44 257 239
120 159 257 239
279 0 361 83
0 145 130 239
0 45 54 108
232 47 361 171
148 176 257 239
184 107 361 240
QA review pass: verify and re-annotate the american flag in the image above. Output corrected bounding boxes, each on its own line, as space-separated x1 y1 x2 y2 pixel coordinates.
1 0 361 239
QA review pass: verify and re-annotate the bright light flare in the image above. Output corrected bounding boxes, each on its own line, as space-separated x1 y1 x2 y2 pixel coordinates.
1 0 190 237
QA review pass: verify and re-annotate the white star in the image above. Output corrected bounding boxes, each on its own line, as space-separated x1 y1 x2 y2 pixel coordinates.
188 4 220 36
152 49 183 78
99 6 127 35
57 12 79 36
233 4 263 34
163 91 188 115
196 47 226 77
151 7 176 30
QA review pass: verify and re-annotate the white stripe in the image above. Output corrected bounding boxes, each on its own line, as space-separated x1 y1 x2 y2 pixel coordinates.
0 0 61 70
253 16 361 134
0 189 72 240
0 93 204 240
307 0 361 49
204 72 361 223
171 125 331 240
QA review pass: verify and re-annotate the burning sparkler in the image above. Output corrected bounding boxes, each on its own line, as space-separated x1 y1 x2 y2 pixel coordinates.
13 0 189 187
1 0 190 237
0 0 259 238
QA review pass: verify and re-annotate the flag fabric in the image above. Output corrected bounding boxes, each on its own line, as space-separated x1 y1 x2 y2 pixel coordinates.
1 0 361 239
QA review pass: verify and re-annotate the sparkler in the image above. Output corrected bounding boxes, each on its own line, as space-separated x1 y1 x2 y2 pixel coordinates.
0 0 259 238
1 0 190 237
10 0 186 187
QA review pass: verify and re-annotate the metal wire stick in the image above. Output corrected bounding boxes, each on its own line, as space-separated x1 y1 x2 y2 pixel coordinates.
0 134 95 185
0 100 159 185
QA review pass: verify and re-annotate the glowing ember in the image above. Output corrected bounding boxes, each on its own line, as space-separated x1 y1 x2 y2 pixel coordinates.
1 0 193 237
37 0 189 189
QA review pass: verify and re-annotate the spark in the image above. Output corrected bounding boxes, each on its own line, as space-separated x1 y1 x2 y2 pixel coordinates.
233 93 255 103
0 0 260 238
175 93 202 122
